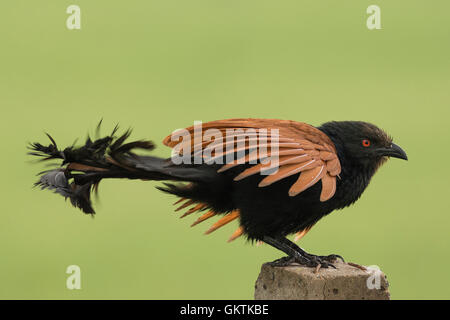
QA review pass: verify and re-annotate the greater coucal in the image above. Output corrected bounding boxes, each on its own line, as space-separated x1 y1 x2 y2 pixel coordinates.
29 119 407 268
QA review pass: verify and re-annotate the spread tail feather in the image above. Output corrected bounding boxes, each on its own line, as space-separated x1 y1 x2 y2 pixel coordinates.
28 124 215 214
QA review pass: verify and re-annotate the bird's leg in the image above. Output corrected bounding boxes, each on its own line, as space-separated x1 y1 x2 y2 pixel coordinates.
284 239 344 264
263 236 334 268
262 236 311 267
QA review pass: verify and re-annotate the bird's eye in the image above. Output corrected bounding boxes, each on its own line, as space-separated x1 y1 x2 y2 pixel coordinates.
362 139 371 147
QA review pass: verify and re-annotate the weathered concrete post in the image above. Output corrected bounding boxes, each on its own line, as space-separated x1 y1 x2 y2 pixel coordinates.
254 260 390 300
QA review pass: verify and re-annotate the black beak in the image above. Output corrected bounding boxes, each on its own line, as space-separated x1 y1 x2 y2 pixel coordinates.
378 143 408 160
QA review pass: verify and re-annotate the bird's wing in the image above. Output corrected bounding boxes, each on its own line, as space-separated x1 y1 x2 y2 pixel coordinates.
163 118 341 201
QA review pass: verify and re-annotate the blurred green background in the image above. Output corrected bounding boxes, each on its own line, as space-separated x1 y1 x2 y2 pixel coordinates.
1 0 449 299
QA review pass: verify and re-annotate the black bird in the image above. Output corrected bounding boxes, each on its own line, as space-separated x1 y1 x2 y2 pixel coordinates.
29 119 407 268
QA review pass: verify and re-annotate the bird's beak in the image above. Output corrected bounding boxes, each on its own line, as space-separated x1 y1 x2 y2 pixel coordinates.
378 143 408 160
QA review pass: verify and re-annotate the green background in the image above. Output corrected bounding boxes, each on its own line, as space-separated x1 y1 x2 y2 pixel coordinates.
1 1 449 299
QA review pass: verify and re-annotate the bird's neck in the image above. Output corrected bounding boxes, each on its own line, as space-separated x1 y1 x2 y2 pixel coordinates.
319 126 380 208
333 153 379 209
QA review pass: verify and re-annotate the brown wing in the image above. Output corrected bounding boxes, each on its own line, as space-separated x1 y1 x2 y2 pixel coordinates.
163 118 341 201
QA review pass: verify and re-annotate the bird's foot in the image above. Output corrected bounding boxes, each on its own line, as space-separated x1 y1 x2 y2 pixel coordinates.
304 253 345 264
268 256 298 267
269 253 336 269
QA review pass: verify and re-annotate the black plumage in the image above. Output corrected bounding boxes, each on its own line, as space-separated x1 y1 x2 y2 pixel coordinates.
29 119 407 268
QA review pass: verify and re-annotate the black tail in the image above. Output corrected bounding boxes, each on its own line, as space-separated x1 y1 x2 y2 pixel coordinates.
28 124 217 214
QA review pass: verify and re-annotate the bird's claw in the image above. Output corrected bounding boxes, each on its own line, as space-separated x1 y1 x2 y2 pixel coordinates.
269 255 307 267
315 254 345 263
309 256 336 270
269 254 336 270
269 256 289 266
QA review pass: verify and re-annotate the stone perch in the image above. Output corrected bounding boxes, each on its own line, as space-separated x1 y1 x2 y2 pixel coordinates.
254 260 390 300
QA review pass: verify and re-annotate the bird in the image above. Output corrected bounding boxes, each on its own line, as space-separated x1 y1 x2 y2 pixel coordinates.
28 118 407 269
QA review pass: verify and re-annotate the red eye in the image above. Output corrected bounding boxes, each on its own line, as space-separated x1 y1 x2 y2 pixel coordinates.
362 139 371 147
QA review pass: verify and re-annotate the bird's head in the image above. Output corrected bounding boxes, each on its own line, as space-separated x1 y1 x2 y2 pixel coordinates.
319 121 407 170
